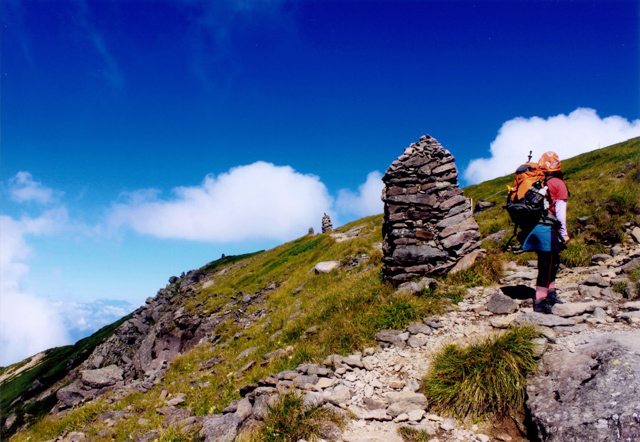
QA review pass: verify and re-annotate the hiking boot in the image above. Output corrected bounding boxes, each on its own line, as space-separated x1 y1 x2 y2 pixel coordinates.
534 298 553 314
546 290 564 305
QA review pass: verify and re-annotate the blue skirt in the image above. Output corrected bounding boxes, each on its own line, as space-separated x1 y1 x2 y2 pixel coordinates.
522 224 561 253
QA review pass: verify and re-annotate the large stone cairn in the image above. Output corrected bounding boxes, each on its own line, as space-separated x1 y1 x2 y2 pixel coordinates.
381 135 481 284
322 213 333 233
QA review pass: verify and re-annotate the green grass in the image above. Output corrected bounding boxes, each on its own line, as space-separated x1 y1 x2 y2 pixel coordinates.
613 281 628 294
252 390 345 442
422 325 541 419
444 251 504 287
200 251 265 274
420 284 466 305
629 267 640 297
372 294 429 330
560 240 598 267
156 423 203 442
398 426 433 441
13 399 110 442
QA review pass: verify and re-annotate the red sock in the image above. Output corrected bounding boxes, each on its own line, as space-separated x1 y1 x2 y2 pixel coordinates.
535 286 548 301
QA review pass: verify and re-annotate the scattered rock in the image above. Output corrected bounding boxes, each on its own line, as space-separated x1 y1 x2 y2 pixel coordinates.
551 301 609 317
80 365 124 389
486 292 518 314
314 261 341 274
406 322 431 335
474 200 495 212
199 414 242 442
515 312 575 327
450 248 486 273
395 277 438 296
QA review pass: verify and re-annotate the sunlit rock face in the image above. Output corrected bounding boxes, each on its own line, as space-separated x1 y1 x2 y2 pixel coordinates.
381 134 480 284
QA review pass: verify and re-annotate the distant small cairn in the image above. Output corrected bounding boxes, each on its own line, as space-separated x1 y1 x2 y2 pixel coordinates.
381 134 481 284
322 213 333 233
308 227 315 235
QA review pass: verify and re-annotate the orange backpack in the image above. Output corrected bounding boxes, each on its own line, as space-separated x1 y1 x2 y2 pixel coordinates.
505 162 551 233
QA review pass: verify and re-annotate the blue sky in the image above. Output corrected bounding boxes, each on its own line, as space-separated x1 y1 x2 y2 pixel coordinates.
1 0 639 365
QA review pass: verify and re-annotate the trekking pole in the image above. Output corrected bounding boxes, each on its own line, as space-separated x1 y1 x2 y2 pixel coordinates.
527 150 532 162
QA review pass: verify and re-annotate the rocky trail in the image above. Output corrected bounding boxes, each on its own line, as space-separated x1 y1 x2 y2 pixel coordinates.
201 237 640 442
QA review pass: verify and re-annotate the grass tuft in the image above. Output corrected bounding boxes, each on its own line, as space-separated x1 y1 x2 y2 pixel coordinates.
445 252 504 288
422 325 540 419
560 240 595 267
255 390 345 442
372 294 427 330
156 424 204 442
398 426 433 441
629 267 640 298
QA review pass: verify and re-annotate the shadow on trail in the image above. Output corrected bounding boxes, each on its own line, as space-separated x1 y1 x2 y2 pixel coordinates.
500 285 535 300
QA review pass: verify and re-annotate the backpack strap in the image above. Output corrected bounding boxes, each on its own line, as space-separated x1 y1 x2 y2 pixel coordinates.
503 223 519 252
540 175 561 227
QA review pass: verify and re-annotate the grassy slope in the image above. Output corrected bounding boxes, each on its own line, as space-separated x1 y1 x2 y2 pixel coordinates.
8 138 640 441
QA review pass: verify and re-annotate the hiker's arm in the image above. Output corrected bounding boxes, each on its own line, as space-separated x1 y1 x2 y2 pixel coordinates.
555 199 569 241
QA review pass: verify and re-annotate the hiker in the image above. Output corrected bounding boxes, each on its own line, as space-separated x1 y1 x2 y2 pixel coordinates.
521 151 570 314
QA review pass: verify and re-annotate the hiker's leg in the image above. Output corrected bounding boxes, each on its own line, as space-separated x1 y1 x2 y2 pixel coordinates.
534 251 554 313
536 251 556 288
546 253 563 304
549 252 560 286
535 251 557 300
534 252 552 313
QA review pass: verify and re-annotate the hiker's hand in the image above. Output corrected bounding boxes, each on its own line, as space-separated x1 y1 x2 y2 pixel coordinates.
562 235 570 244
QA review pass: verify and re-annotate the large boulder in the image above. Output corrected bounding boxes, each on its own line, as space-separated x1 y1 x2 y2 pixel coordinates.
383 391 429 417
526 330 640 442
56 382 87 408
314 261 341 274
80 364 124 388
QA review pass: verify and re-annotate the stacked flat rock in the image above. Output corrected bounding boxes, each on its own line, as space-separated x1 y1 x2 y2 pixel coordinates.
381 135 481 284
322 213 333 233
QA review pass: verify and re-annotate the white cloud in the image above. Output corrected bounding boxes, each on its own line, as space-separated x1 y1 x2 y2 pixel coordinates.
107 161 333 242
463 108 640 185
8 171 59 204
336 171 384 219
0 293 70 366
60 299 136 343
0 205 135 365
0 208 68 288
0 209 71 366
